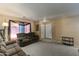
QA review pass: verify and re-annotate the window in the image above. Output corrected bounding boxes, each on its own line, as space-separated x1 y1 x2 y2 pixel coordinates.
25 24 31 33
19 23 25 33
10 22 19 40
9 20 31 40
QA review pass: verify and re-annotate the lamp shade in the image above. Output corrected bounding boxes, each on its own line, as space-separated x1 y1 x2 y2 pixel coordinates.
2 22 8 27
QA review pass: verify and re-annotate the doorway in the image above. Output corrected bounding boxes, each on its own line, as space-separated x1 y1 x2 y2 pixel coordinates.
40 23 52 42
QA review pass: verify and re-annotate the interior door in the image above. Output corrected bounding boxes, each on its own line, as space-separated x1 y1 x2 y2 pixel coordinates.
41 23 52 39
46 23 52 39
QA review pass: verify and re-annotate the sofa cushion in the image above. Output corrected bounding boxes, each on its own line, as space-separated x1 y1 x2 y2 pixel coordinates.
0 53 5 56
17 50 26 56
12 54 18 56
0 49 6 54
0 39 6 47
0 45 7 53
6 48 18 56
0 45 7 56
6 40 16 45
14 46 21 52
6 43 18 49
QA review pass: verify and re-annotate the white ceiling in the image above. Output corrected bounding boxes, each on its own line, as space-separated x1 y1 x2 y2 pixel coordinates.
0 3 79 20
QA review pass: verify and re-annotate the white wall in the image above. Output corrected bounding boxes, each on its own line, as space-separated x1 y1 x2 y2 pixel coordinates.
60 17 79 48
44 16 79 48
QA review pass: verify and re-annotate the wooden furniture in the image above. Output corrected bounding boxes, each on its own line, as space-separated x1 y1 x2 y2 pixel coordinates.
62 36 74 46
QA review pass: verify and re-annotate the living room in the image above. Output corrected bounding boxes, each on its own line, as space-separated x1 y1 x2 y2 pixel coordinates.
0 3 79 56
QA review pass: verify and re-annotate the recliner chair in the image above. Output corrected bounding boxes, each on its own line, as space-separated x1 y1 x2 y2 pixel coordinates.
0 39 27 56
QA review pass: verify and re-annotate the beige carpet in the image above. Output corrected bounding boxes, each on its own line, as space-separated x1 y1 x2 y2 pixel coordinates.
22 41 79 56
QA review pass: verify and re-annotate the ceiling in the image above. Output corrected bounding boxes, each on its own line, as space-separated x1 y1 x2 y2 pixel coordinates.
0 3 79 20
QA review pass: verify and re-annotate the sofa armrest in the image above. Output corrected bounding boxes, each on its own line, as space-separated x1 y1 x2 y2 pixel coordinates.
0 53 5 56
5 40 16 45
5 48 20 56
